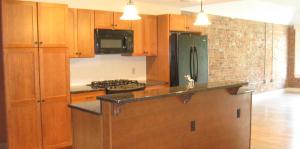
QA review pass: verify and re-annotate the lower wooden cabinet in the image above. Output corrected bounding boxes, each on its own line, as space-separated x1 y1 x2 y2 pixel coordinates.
71 91 106 103
3 48 72 149
4 48 43 149
39 48 72 149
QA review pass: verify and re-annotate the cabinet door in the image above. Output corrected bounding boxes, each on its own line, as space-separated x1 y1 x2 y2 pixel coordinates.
67 8 78 58
113 12 132 30
186 15 200 32
131 18 144 55
39 48 72 149
2 1 38 48
4 48 42 149
169 14 186 31
38 3 68 48
77 9 95 58
95 10 114 29
143 15 157 56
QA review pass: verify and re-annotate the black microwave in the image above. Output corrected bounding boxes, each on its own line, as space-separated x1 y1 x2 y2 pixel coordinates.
94 29 133 54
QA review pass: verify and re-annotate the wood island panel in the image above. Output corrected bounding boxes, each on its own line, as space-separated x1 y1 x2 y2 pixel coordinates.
72 88 252 149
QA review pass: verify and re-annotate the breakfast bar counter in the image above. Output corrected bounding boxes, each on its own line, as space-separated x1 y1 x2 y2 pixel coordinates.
70 81 253 149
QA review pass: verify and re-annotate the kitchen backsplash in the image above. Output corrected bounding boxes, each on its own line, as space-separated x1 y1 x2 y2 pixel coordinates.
70 55 146 86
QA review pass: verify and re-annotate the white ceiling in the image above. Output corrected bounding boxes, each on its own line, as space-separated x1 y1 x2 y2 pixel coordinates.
28 0 300 24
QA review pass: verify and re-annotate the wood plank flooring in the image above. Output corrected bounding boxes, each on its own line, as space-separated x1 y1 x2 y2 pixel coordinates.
251 93 300 149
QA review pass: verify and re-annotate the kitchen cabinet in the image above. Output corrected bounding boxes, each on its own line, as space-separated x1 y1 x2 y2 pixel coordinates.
37 3 68 48
95 11 132 30
68 9 95 58
76 9 95 57
94 10 114 29
169 14 200 32
4 48 43 149
169 14 186 31
186 15 201 32
71 91 106 103
39 48 72 149
2 1 38 48
143 15 158 56
2 1 68 48
130 15 158 56
113 12 132 30
2 1 72 149
67 9 77 58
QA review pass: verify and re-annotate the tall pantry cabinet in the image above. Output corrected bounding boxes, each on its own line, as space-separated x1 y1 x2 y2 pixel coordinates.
2 1 72 149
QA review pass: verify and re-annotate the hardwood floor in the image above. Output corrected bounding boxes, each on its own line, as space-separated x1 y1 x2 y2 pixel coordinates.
251 92 300 149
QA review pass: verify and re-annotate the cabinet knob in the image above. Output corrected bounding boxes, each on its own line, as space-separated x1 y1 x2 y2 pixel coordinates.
34 41 39 45
39 42 43 45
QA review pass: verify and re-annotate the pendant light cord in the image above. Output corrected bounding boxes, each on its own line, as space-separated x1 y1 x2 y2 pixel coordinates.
201 0 203 12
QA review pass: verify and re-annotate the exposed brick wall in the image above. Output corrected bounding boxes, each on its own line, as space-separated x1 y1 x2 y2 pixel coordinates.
287 27 300 87
199 15 290 92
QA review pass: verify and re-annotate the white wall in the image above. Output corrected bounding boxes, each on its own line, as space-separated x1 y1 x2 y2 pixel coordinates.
70 55 146 86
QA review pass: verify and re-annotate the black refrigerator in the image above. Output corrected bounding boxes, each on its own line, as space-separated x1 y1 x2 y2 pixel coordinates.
170 32 208 87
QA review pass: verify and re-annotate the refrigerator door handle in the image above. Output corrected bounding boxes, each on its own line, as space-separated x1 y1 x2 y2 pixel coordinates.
190 46 194 80
194 46 199 82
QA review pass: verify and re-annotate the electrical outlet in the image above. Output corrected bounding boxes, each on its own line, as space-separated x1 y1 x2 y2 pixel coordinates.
191 120 196 132
131 67 136 75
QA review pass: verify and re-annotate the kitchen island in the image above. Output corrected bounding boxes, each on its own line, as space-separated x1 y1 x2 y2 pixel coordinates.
69 81 253 149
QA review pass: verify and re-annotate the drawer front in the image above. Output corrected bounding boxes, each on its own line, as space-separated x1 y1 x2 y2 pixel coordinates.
71 91 105 103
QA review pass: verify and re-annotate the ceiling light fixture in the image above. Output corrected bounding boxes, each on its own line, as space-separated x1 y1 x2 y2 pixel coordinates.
120 0 141 21
194 0 211 26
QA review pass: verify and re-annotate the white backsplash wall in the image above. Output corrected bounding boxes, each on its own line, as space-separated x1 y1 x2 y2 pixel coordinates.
70 55 146 86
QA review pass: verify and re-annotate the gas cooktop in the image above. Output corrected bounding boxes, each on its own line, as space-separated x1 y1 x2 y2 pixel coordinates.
87 79 145 94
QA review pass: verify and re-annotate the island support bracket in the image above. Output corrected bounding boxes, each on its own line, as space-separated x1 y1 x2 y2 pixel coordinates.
180 93 194 104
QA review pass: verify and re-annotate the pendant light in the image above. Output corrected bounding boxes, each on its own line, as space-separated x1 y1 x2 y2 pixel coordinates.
120 0 141 20
194 0 211 26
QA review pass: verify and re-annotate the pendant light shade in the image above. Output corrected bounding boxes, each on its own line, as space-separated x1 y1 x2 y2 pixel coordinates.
194 0 211 26
120 0 141 20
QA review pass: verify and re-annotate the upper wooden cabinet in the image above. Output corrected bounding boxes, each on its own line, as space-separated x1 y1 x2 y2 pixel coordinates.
186 15 201 32
2 1 38 48
95 11 132 30
169 14 186 31
67 9 77 58
143 15 158 56
169 14 200 32
37 3 68 48
68 9 95 58
2 1 68 48
131 15 157 56
113 12 132 30
94 11 114 29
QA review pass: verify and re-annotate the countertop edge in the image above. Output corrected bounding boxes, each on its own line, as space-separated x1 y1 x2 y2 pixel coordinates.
98 82 249 104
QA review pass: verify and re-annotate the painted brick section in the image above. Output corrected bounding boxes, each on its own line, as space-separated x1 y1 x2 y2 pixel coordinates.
199 15 290 92
287 28 300 87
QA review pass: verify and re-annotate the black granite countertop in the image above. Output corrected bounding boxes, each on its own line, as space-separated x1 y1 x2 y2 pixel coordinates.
70 85 105 94
98 81 248 104
69 100 102 115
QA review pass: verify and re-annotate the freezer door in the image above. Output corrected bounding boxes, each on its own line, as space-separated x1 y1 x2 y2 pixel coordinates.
178 34 194 86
